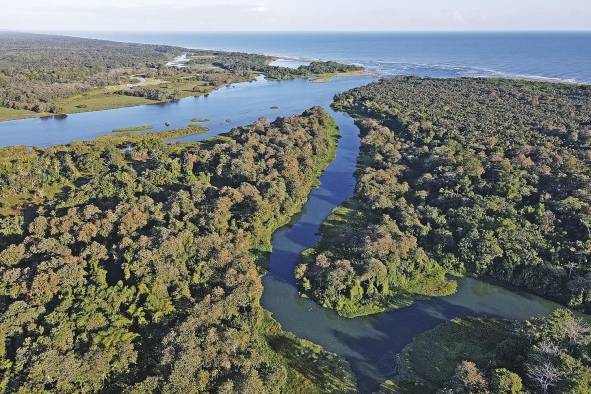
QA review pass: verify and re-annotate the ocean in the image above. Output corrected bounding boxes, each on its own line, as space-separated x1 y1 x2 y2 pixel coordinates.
70 31 591 83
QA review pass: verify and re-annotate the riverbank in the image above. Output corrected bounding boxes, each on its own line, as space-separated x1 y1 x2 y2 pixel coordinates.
260 102 561 392
0 33 367 122
389 308 591 393
295 199 456 318
0 61 255 121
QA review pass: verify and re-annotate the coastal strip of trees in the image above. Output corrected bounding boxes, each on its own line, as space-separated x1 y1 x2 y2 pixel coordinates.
296 77 591 317
212 54 364 80
0 107 357 392
0 32 364 118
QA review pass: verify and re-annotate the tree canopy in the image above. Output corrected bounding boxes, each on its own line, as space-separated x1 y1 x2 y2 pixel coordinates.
297 77 591 316
393 309 591 394
0 107 356 392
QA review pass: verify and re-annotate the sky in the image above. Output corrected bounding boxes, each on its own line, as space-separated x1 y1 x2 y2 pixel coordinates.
1 0 590 32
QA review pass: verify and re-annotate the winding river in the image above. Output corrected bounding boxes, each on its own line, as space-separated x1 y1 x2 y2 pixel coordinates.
260 106 560 391
0 74 560 392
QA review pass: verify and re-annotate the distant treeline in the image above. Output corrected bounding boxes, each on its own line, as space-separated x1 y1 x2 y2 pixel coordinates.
212 55 364 80
0 32 184 112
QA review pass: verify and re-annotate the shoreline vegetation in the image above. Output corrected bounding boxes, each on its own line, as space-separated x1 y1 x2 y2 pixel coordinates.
295 198 455 318
0 107 359 392
0 32 365 122
112 124 154 133
296 76 591 318
384 309 591 393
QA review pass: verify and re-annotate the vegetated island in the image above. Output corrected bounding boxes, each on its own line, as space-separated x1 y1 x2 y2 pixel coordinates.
112 124 154 133
382 309 590 393
0 32 364 121
295 76 591 318
0 107 357 392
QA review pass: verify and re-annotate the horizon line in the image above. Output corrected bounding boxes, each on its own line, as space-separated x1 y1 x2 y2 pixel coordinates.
6 29 591 34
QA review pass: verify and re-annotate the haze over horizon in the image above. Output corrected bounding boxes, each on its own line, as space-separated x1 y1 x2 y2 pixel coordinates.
2 0 590 32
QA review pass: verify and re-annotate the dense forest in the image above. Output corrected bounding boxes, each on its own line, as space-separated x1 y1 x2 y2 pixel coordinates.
0 32 183 113
388 309 591 393
0 32 363 119
0 108 357 392
296 77 591 317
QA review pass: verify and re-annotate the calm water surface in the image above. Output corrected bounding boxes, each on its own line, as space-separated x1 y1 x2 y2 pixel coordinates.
0 75 372 147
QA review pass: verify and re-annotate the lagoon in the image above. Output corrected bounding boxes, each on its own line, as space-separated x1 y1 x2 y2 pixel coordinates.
0 75 373 147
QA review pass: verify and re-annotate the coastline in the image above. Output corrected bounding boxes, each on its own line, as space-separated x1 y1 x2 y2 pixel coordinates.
482 73 583 85
268 53 588 85
1 37 588 124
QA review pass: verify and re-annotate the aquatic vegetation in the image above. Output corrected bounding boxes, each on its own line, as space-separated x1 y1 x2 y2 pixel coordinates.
112 124 153 133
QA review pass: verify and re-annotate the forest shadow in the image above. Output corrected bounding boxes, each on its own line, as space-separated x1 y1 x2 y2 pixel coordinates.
330 296 506 392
